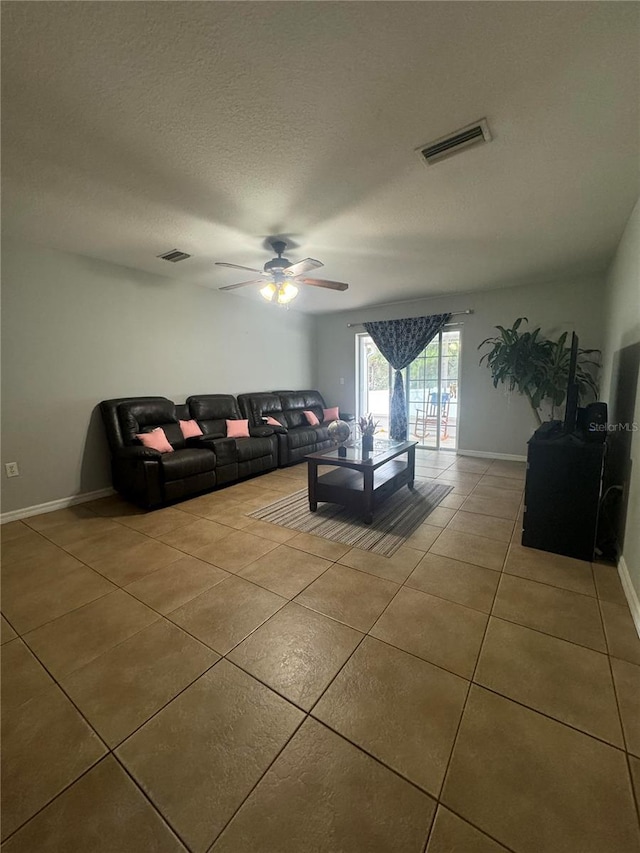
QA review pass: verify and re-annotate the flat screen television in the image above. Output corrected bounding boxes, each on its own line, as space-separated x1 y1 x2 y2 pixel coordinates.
563 332 580 435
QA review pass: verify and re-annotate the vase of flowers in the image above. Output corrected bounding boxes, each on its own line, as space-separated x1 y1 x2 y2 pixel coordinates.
358 413 378 452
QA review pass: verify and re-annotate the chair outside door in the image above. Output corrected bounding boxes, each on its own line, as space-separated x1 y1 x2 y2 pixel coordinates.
413 392 450 442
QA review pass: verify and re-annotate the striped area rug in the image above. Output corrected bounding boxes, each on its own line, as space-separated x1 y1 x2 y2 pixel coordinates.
249 479 453 557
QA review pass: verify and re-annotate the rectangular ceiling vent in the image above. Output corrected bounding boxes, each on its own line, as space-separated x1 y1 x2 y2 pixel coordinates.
158 249 191 263
416 119 491 166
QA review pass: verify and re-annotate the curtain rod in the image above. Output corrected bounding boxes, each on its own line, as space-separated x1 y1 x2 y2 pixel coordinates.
347 309 473 328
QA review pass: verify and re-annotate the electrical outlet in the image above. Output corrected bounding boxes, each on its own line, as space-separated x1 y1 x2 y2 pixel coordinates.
339 377 345 385
5 462 19 478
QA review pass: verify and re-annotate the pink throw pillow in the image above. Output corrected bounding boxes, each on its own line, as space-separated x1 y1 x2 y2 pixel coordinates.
304 410 320 426
226 419 250 438
179 419 203 438
265 416 284 427
323 406 340 422
136 428 174 453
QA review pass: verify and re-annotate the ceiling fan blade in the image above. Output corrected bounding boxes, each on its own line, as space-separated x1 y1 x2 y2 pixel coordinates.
283 257 323 276
215 262 263 274
300 277 349 292
218 278 266 291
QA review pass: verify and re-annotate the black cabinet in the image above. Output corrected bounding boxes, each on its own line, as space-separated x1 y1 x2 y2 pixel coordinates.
522 430 605 562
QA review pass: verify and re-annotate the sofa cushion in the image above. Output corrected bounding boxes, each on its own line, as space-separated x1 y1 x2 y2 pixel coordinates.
118 398 185 448
323 406 340 422
287 425 330 450
187 395 242 437
235 436 276 462
237 393 284 427
159 448 216 481
227 419 250 438
179 419 203 438
304 410 320 426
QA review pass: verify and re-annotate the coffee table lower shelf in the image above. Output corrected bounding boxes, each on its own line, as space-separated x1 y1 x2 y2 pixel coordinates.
309 459 414 524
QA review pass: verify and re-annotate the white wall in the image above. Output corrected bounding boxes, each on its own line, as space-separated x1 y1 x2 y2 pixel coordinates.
1 239 315 514
314 275 606 457
600 197 640 613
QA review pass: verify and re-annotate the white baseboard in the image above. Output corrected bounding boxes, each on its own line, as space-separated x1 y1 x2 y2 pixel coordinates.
457 449 527 463
1 487 115 525
618 555 640 639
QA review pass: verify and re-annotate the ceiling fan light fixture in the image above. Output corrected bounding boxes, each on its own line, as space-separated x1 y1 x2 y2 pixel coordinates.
277 282 298 305
260 282 277 301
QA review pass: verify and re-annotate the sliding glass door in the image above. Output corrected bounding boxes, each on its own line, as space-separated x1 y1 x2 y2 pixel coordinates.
356 329 460 449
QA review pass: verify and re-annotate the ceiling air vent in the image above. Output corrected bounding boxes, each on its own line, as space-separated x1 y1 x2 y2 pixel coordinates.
416 119 491 166
158 249 191 263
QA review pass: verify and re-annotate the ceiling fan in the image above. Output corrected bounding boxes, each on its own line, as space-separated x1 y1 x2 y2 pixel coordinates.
216 240 349 305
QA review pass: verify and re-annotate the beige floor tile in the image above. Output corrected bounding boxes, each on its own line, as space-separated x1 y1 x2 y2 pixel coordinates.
1 614 18 643
630 755 640 814
87 538 185 586
286 530 351 561
421 505 457 528
440 492 466 510
475 618 623 746
426 806 510 853
406 553 499 614
416 465 449 479
61 619 218 747
125 556 230 614
599 599 640 665
486 460 526 479
442 685 640 853
63 526 146 563
504 543 595 596
1 638 55 710
1 520 38 542
1 536 77 571
493 574 606 652
404 524 443 554
1 562 117 634
437 471 483 489
229 602 362 710
1 683 106 840
593 562 629 605
243 519 298 543
23 589 160 678
338 544 424 583
314 636 467 796
449 458 491 474
179 492 242 517
199 504 254 528
447 510 514 544
429 529 507 571
118 507 195 537
1 757 186 853
371 587 487 679
477 474 524 492
169 575 285 654
82 495 143 518
117 660 303 852
611 657 640 756
192 529 279 572
41 517 123 547
239 545 331 598
295 564 399 632
156 517 235 553
211 718 435 853
458 495 520 521
23 506 98 531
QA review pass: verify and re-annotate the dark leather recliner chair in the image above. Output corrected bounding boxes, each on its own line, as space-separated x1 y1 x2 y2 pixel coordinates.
100 397 218 508
187 394 278 478
238 390 334 466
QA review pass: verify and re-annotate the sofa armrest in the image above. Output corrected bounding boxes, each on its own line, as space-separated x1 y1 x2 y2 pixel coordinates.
249 426 276 438
340 413 355 422
185 433 224 448
116 446 162 461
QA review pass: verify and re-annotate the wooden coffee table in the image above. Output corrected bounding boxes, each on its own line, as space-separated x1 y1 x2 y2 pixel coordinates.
305 439 417 524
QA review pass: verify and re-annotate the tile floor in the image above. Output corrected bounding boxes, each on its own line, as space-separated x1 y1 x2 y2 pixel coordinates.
2 450 640 852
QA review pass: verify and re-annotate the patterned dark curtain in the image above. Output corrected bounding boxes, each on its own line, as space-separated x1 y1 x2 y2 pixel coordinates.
364 314 451 440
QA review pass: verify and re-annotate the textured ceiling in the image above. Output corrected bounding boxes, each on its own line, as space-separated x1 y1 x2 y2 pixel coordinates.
2 2 638 313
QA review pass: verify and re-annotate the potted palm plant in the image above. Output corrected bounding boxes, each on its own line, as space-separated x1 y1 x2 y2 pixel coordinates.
478 318 599 426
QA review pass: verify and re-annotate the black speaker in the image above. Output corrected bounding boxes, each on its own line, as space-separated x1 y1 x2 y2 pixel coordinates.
584 402 607 442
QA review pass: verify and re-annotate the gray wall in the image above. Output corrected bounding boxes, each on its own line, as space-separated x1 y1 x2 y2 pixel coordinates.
314 275 606 457
601 197 640 608
1 239 315 513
